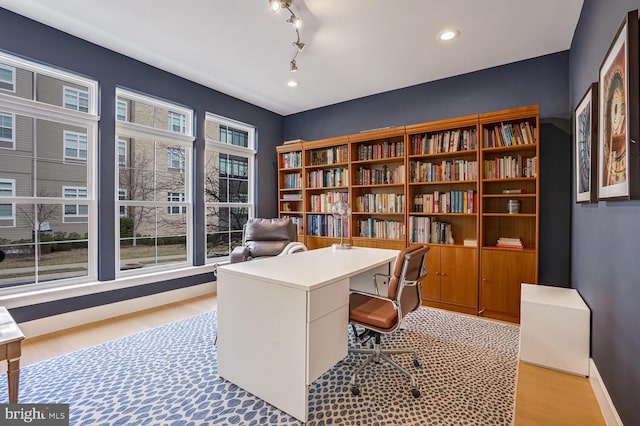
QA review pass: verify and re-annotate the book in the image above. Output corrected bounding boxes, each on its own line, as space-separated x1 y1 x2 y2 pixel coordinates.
502 189 526 194
463 239 477 247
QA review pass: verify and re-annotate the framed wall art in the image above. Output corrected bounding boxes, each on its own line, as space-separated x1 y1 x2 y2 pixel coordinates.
575 82 598 203
598 9 640 200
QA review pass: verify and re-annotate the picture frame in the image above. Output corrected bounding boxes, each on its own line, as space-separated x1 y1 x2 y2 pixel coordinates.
575 83 598 203
598 9 640 200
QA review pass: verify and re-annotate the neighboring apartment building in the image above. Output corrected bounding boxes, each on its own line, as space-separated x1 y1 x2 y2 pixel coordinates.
0 62 90 243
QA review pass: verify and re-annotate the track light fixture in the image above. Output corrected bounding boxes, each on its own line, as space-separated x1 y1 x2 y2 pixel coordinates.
268 0 307 74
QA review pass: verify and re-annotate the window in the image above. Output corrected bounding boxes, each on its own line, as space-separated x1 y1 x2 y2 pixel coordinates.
63 186 88 222
0 178 15 227
116 100 127 121
219 125 249 148
204 113 256 262
168 111 187 134
0 51 97 290
0 64 15 92
64 131 87 161
63 86 89 112
167 192 187 215
167 147 185 170
115 88 194 274
117 139 127 166
0 112 14 149
118 189 127 217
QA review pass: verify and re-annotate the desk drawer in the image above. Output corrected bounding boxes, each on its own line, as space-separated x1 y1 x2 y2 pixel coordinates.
308 278 349 323
307 304 348 383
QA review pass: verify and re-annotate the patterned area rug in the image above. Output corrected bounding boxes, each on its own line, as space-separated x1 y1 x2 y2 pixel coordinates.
0 308 520 425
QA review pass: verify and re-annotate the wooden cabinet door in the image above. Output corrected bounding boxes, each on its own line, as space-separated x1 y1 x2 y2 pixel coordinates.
421 246 441 302
480 250 536 322
440 246 478 309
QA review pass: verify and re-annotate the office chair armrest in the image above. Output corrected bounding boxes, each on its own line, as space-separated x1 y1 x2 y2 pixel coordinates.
278 242 308 256
372 273 391 295
230 246 251 263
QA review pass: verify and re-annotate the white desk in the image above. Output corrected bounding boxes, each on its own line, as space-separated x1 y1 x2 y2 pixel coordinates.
217 247 398 422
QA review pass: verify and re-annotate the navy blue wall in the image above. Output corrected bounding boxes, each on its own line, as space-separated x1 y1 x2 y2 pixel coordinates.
0 8 283 320
570 1 640 424
284 52 573 287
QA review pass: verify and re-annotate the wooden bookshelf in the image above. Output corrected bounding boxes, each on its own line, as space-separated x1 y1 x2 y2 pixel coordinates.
479 105 540 323
349 128 407 250
405 115 480 315
276 106 540 322
276 142 305 238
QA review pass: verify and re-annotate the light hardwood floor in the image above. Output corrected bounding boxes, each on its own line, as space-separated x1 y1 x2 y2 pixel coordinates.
9 294 606 425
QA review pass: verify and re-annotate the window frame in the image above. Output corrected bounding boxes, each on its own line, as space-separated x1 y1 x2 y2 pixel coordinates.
0 111 15 149
115 88 195 276
63 85 89 113
117 138 127 167
0 50 98 295
0 178 16 227
0 63 16 93
168 111 187 134
63 130 88 162
116 100 128 121
62 186 89 222
204 112 256 263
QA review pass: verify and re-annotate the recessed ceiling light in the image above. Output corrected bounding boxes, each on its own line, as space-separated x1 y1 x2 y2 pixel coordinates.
288 80 298 87
437 29 460 41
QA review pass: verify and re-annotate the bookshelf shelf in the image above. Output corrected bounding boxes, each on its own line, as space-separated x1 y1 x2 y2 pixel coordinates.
483 213 536 218
408 150 478 160
483 194 536 198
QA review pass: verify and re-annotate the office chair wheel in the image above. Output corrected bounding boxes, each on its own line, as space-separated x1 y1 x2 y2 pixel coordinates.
411 388 421 398
351 386 360 396
413 358 421 368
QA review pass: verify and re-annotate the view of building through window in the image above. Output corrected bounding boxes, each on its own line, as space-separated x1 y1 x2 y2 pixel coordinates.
0 52 98 289
204 113 255 261
115 89 194 274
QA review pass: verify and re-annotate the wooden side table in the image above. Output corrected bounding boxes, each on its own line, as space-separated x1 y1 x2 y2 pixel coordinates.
0 307 25 403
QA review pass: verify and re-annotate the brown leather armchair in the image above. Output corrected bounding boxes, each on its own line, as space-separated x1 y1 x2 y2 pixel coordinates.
348 244 429 398
229 218 306 263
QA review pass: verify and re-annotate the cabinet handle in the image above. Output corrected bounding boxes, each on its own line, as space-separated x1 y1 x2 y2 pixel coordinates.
435 272 440 275
441 272 447 277
482 278 487 282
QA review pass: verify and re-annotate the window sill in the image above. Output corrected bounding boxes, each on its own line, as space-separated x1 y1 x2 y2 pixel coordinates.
0 264 215 309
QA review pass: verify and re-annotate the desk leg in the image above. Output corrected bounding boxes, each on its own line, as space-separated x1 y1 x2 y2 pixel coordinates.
7 341 21 403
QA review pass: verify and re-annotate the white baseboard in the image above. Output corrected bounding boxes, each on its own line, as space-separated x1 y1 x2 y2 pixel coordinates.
18 282 217 338
589 358 624 426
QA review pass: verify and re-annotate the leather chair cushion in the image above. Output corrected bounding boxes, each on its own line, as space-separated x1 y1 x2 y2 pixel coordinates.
247 240 290 258
349 293 398 332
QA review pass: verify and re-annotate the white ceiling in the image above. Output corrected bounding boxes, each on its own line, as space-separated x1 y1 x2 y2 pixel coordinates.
1 0 584 116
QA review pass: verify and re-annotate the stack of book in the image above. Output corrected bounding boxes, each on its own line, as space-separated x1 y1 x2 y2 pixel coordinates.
496 237 523 249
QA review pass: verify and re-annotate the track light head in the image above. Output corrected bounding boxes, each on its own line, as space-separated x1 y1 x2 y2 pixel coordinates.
287 14 302 28
293 40 305 52
290 60 298 72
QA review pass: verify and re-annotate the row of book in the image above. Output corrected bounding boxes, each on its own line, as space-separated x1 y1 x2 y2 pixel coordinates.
408 217 454 244
309 145 348 166
410 128 477 155
307 168 349 188
356 141 404 161
306 214 349 237
483 121 537 148
280 151 302 169
281 215 303 234
282 172 302 189
354 165 405 185
412 190 476 214
410 159 478 183
354 193 405 213
355 218 405 240
308 192 349 213
484 156 537 179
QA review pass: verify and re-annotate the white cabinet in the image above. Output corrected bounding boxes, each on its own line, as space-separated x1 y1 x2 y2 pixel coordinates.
520 283 590 376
